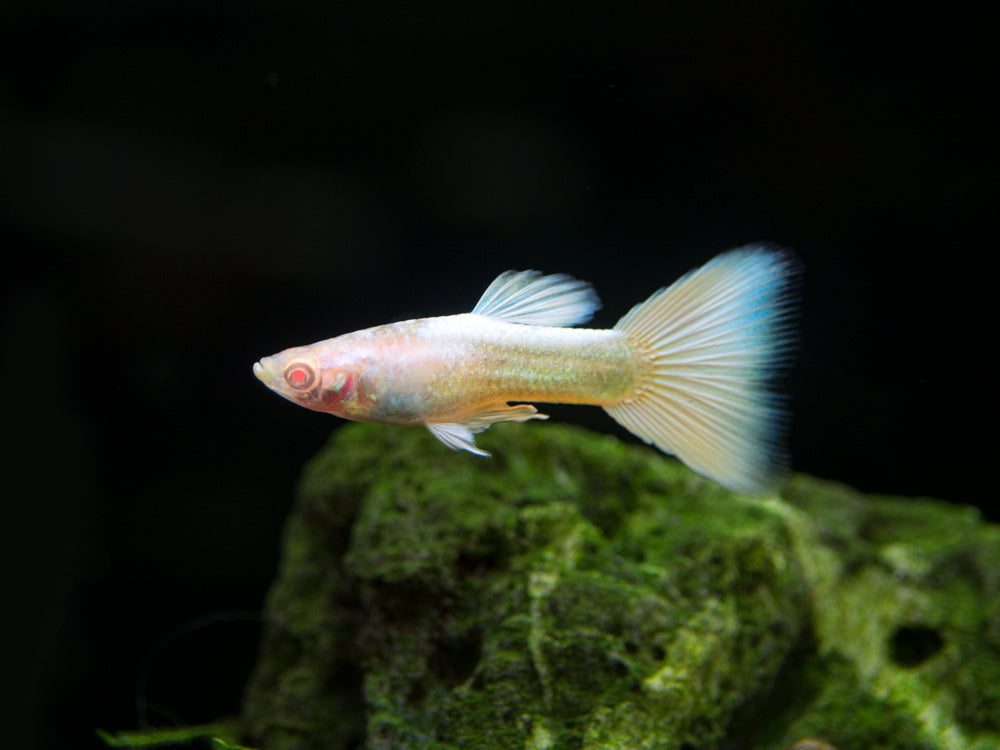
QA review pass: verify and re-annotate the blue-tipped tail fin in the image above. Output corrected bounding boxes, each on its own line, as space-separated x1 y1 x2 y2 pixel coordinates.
604 246 800 493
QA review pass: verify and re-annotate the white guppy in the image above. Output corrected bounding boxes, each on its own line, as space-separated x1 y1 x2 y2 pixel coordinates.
253 246 799 493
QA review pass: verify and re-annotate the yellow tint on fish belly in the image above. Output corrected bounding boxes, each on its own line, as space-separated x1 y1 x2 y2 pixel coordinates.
414 315 641 418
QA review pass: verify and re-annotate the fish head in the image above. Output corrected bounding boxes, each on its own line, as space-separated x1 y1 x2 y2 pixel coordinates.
253 341 362 417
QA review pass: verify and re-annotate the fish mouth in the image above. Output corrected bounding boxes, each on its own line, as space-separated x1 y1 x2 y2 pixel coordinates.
252 360 266 382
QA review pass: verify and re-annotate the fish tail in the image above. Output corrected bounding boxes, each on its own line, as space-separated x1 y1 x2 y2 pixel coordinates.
604 246 800 493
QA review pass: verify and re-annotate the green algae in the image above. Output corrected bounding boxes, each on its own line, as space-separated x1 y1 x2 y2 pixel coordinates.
229 421 1000 750
95 723 245 748
99 421 999 750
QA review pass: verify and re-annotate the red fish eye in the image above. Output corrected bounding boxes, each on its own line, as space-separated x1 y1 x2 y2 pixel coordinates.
283 362 316 390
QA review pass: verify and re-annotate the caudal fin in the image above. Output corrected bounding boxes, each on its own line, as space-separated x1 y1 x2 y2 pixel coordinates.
604 246 800 494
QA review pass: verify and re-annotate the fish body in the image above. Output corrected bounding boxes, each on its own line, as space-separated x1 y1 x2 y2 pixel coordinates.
254 246 799 493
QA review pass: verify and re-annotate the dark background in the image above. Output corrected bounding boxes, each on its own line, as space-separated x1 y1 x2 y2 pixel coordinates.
3 2 991 748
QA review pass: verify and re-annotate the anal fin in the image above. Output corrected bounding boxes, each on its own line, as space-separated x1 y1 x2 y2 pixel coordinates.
425 422 492 456
425 403 548 456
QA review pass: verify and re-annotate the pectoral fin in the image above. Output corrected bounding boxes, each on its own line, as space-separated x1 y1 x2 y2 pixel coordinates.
425 403 548 456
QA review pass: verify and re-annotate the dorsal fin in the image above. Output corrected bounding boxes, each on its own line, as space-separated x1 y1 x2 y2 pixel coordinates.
471 270 601 327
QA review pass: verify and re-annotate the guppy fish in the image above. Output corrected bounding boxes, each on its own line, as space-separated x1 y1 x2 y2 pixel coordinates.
253 246 798 493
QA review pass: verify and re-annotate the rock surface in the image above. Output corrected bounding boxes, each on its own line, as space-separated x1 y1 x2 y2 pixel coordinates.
241 422 1000 750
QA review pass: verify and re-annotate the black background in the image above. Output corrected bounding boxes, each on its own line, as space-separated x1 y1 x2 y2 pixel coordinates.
4 2 992 748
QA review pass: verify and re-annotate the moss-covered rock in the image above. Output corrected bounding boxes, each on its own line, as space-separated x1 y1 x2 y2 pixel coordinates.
240 422 1000 750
